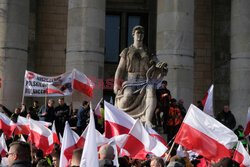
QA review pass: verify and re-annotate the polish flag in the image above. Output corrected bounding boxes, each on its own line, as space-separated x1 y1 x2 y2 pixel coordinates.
122 119 168 159
76 124 109 149
0 133 8 157
72 129 80 142
72 69 94 98
80 105 99 167
145 125 168 147
104 101 135 138
0 112 16 137
59 121 78 167
52 121 60 145
202 84 214 116
174 104 238 162
233 141 250 167
244 107 250 136
28 119 53 155
16 116 51 135
94 98 103 119
46 84 64 95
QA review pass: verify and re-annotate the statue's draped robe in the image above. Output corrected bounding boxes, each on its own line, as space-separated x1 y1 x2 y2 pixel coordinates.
115 45 167 121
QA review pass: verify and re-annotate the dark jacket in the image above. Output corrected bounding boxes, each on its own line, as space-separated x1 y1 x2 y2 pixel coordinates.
11 160 32 167
38 105 55 123
216 111 236 130
99 159 115 167
54 104 70 134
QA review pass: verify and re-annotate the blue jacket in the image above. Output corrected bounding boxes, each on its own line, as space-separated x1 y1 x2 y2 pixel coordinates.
77 106 89 128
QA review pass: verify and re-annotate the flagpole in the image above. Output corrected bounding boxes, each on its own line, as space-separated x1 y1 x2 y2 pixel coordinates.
21 74 27 104
44 92 47 113
167 136 175 146
165 142 175 161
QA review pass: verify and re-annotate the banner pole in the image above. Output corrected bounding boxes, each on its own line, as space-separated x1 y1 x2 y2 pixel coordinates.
21 72 27 104
44 93 47 112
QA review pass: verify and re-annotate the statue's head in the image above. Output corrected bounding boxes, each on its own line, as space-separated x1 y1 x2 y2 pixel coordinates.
132 25 144 36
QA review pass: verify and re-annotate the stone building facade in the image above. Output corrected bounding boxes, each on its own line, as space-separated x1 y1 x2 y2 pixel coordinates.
0 0 249 126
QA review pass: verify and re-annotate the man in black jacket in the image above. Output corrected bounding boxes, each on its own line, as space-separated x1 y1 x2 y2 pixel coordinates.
7 141 32 167
55 98 70 135
216 105 236 130
38 99 55 123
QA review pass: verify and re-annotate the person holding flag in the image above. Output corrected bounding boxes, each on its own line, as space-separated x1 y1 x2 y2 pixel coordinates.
77 101 90 135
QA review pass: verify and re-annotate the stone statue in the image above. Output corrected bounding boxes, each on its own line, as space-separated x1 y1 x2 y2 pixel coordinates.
114 25 168 127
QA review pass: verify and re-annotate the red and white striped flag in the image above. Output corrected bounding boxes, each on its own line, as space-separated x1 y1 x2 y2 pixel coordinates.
145 125 168 147
233 141 250 167
244 107 250 137
46 84 64 95
94 98 103 119
52 121 60 145
104 101 135 138
80 105 99 167
59 121 78 167
16 116 51 135
174 104 238 162
123 119 167 159
0 133 8 157
0 112 16 137
76 126 109 149
28 119 53 155
202 84 214 116
72 69 94 98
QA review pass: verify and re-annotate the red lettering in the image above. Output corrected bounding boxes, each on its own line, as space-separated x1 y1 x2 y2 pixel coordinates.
104 78 114 89
96 79 105 89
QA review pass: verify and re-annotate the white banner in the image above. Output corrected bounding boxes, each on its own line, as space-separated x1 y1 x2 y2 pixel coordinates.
24 70 73 97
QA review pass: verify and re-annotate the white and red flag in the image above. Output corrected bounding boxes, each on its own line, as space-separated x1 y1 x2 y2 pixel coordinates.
174 104 238 162
244 107 250 136
52 121 60 145
59 121 78 167
122 119 167 159
202 84 214 116
16 116 51 135
94 98 103 119
0 112 16 137
233 141 250 167
28 119 53 155
76 126 109 149
46 84 64 95
72 69 94 98
0 133 8 157
104 101 135 138
80 105 99 167
145 125 168 147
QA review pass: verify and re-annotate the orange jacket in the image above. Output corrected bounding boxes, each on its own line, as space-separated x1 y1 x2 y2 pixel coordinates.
167 106 183 126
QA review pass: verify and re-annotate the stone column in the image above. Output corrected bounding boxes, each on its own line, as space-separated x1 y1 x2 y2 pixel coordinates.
156 0 194 108
66 0 105 108
0 0 29 109
230 0 250 125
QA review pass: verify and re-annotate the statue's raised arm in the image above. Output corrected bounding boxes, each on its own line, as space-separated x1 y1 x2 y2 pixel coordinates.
114 25 168 127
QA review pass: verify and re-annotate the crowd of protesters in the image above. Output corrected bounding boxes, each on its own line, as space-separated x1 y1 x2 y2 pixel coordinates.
152 80 241 143
0 80 248 167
